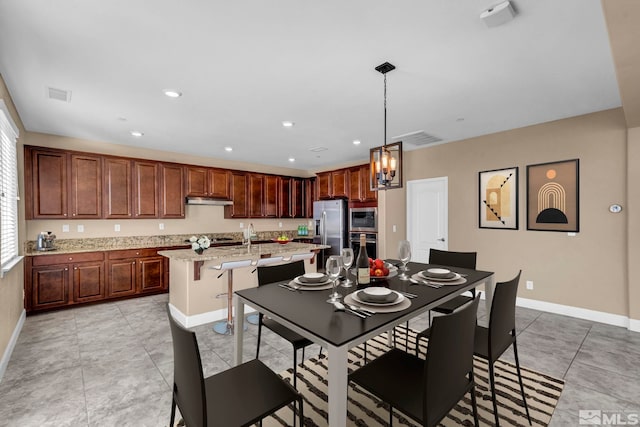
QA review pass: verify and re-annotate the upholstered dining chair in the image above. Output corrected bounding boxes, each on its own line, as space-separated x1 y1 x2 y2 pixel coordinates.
166 305 303 427
349 296 481 427
474 271 531 427
256 260 319 389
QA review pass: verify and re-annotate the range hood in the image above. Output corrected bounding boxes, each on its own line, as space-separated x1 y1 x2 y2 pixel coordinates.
185 197 233 206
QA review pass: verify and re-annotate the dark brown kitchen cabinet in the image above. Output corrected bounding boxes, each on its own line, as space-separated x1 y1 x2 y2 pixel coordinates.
305 177 316 218
185 167 230 199
70 154 102 218
25 148 68 219
331 170 349 199
278 177 292 218
348 165 377 202
103 157 133 219
263 175 278 218
133 161 159 218
107 249 166 298
26 252 106 311
249 174 264 217
160 163 185 218
317 172 332 200
224 172 249 218
291 178 305 218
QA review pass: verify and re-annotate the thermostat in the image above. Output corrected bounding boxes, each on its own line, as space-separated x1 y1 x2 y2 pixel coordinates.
609 204 622 213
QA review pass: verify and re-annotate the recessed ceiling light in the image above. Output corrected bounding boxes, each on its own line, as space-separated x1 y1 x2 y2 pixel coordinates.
288 157 295 162
163 89 182 98
282 121 294 128
456 117 465 122
353 140 361 145
117 116 127 122
130 131 144 137
224 147 233 152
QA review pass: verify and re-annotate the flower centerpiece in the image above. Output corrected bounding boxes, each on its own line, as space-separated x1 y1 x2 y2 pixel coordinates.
190 235 211 255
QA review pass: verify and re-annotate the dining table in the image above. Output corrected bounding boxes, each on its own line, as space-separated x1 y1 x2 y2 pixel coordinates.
233 261 495 427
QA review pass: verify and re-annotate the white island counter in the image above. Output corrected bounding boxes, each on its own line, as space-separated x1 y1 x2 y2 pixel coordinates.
159 242 329 327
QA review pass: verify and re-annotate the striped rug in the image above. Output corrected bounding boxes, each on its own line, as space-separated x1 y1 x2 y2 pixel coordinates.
263 326 564 426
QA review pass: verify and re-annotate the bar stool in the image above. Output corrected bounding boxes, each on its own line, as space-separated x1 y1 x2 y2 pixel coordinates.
210 259 253 335
283 252 314 262
246 256 285 325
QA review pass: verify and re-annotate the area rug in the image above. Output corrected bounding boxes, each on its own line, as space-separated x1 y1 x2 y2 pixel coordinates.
263 326 564 426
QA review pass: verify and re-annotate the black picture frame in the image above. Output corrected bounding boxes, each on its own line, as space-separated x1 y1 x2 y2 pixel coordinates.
479 166 519 230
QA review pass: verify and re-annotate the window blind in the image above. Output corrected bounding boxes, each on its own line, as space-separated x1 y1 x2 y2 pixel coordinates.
0 100 20 274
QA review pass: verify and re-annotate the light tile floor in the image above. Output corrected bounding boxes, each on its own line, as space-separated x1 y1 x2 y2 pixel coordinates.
1 293 639 426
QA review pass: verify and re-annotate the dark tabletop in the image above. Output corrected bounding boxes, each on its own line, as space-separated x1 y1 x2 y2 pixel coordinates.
235 261 493 347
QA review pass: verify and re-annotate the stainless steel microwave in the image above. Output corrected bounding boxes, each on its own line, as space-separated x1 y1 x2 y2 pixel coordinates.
349 207 377 232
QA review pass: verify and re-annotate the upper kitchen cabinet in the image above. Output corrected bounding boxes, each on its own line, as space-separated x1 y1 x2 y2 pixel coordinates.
25 147 103 219
348 164 377 202
291 178 305 218
160 163 185 218
304 177 316 218
263 175 278 218
248 173 264 217
103 157 133 219
224 172 249 218
185 166 230 200
133 161 159 218
278 177 291 218
316 169 348 200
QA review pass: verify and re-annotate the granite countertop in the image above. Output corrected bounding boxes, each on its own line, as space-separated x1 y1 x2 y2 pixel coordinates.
158 242 329 262
24 231 316 256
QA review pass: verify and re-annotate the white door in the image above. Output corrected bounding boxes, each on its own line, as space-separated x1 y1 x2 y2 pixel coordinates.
407 177 448 263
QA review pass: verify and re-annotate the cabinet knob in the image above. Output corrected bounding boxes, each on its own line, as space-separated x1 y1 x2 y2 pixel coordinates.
74 267 77 270
136 252 139 255
72 214 76 216
64 214 67 216
64 268 68 271
68 257 73 260
132 261 136 265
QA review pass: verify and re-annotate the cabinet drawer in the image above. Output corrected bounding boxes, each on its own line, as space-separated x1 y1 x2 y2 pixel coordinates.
108 248 158 260
32 252 104 266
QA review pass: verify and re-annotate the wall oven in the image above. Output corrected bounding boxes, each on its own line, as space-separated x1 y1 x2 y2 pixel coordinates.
349 207 377 233
349 232 377 260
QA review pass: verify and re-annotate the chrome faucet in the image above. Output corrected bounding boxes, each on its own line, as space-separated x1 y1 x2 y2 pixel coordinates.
246 223 255 252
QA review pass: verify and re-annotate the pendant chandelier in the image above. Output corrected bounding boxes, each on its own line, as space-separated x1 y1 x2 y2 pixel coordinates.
370 61 403 191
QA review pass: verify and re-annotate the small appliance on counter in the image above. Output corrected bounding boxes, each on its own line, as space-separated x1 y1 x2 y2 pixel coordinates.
36 231 57 251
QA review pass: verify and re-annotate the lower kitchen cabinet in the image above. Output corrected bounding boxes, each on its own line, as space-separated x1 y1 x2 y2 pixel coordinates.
26 247 174 313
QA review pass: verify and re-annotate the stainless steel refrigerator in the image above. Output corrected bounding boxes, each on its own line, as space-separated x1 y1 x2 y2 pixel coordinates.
313 199 348 270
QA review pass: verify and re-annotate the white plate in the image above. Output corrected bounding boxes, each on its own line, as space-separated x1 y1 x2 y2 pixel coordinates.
419 271 461 282
293 276 333 287
352 290 405 307
363 286 392 301
302 272 327 282
426 268 451 278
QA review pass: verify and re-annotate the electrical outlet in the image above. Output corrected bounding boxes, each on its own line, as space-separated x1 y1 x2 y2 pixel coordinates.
62 224 69 232
392 225 397 232
114 224 120 232
240 222 244 228
568 232 576 237
159 223 165 230
278 222 282 228
526 280 534 290
77 224 84 233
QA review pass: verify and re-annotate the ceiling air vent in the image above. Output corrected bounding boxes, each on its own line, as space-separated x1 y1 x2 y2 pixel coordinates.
309 146 328 152
393 130 443 147
46 87 72 102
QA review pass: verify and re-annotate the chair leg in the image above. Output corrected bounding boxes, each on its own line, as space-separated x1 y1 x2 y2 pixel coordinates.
405 320 409 351
298 395 304 427
256 316 263 359
169 395 176 427
389 405 393 426
488 361 500 427
302 347 305 362
364 342 368 364
470 384 480 427
293 348 298 389
513 340 532 425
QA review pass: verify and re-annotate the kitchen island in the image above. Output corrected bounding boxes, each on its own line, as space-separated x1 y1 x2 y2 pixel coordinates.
159 242 329 327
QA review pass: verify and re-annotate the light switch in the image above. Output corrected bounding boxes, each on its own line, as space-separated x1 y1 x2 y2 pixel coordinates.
159 223 165 230
392 225 397 232
62 224 69 232
240 222 244 228
77 225 84 233
114 224 121 232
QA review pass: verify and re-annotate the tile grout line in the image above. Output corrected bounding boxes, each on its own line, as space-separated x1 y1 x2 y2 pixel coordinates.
561 324 592 379
74 311 91 427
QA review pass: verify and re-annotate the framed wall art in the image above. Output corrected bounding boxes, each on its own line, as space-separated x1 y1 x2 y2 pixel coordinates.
479 166 519 230
526 159 579 232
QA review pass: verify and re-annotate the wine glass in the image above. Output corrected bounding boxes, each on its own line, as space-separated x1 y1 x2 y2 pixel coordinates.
398 240 412 280
325 255 343 303
340 248 354 287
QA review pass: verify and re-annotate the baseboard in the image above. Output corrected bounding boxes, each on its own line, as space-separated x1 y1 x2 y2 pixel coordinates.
515 296 633 329
168 303 256 328
0 309 26 383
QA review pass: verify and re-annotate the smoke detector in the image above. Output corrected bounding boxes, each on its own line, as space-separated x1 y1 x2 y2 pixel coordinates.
480 1 516 28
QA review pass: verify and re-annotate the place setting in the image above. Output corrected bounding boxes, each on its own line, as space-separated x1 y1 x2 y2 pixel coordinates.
344 286 412 313
411 267 468 287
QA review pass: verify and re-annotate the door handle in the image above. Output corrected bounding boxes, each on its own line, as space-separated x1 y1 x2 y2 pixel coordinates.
437 238 445 242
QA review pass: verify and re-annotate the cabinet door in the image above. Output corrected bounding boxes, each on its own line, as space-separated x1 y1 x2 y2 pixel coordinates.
133 161 159 218
209 169 230 199
185 167 209 197
348 167 362 201
305 178 316 218
331 170 349 199
138 256 164 293
103 158 133 218
224 172 248 218
31 265 70 309
72 262 105 303
160 164 185 218
263 175 278 218
70 154 102 218
278 177 291 218
360 164 377 202
317 172 332 199
30 149 68 218
248 174 264 217
291 178 305 218
107 259 137 297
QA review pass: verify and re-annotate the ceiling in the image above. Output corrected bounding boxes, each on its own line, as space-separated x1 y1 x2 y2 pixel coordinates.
0 0 623 172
